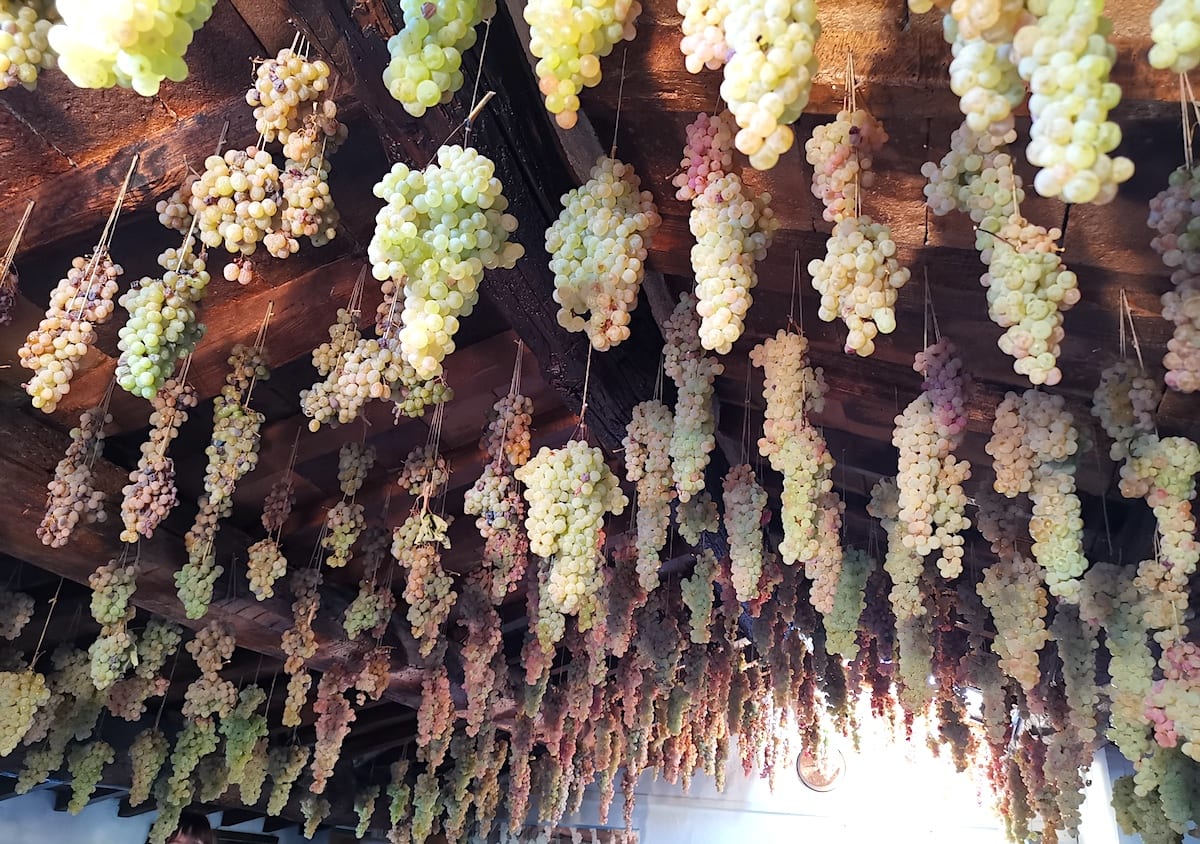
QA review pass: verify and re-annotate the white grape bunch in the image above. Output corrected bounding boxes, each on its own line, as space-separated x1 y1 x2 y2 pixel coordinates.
892 339 972 579
66 739 114 813
0 669 50 756
751 329 831 569
680 548 718 643
663 294 723 501
977 551 1050 690
182 621 237 719
384 0 494 116
823 547 874 660
548 156 661 350
343 528 395 640
1010 0 1134 204
722 463 767 602
88 558 139 628
191 147 283 264
392 510 457 657
677 490 719 545
944 13 1026 133
247 474 293 600
808 214 911 356
623 400 675 591
1150 0 1200 72
1148 165 1200 393
267 744 310 815
116 244 209 399
119 377 198 542
246 47 332 144
0 0 57 90
979 213 1079 386
673 112 735 202
868 477 925 619
38 406 110 548
273 153 340 258
0 585 34 640
127 727 169 807
89 625 136 690
922 118 1023 244
19 249 123 413
49 0 217 95
524 0 641 129
690 172 778 353
299 304 371 430
516 440 627 641
1091 360 1161 460
156 173 197 235
805 108 889 223
221 686 268 784
369 145 524 378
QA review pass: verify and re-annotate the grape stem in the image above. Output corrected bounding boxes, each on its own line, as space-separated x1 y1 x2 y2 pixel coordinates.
0 199 33 289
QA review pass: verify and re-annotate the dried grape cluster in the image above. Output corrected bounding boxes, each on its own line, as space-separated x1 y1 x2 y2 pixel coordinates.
677 0 820 170
66 739 114 813
547 155 661 350
524 0 640 129
49 0 216 95
464 391 533 602
892 340 972 579
823 547 873 660
723 463 767 602
805 107 889 224
0 586 34 640
750 330 832 577
311 665 357 794
393 509 456 657
624 400 674 591
180 343 269 618
0 669 50 756
0 0 57 90
119 378 198 542
128 728 169 807
1148 164 1200 393
1011 0 1134 204
282 566 322 703
19 249 123 413
321 442 375 568
988 390 1087 601
267 744 310 815
182 622 236 720
1092 360 1161 460
383 0 492 116
116 244 208 398
301 794 331 840
663 294 723 501
516 440 627 645
680 549 718 644
38 405 110 548
369 144 524 379
247 473 294 600
681 112 778 352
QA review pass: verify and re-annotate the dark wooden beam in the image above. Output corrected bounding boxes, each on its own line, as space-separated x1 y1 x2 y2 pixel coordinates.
261 817 297 834
118 796 159 818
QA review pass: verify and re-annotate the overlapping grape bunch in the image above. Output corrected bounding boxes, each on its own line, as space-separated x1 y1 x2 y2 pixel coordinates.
119 377 198 542
383 0 495 116
37 405 110 548
0 0 57 90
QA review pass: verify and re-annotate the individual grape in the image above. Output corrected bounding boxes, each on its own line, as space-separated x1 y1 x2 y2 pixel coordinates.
805 108 889 223
49 0 217 95
722 463 767 603
0 585 34 640
750 329 832 568
516 440 628 641
0 0 57 90
680 548 717 644
808 214 911 356
267 744 310 815
672 112 735 201
663 294 724 500
823 547 873 660
383 0 493 116
19 249 123 413
119 378 198 541
1010 1 1135 204
1092 360 1161 460
127 727 169 807
892 340 972 579
245 47 331 143
689 172 778 353
116 245 209 399
524 0 640 128
0 669 50 755
369 145 524 379
392 511 457 657
623 400 674 591
301 794 331 840
548 156 661 350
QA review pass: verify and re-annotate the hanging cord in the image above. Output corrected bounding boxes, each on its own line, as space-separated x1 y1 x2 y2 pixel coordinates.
0 199 34 289
740 365 753 465
610 48 629 160
153 650 180 731
922 267 942 355
240 301 275 412
571 344 595 440
789 251 805 334
73 155 140 323
28 577 64 669
463 15 495 149
1118 289 1147 375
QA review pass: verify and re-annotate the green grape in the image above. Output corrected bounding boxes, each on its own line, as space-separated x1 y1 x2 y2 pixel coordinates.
128 727 169 807
0 669 50 755
66 739 114 813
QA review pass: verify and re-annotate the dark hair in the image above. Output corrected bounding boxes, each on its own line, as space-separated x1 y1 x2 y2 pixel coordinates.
167 811 216 844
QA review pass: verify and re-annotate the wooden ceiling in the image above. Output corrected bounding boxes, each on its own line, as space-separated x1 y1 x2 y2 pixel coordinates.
0 0 1195 831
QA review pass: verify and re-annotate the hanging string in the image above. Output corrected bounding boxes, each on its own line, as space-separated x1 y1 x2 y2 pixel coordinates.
789 251 805 333
240 301 274 412
610 48 629 160
73 155 140 322
1118 289 1147 374
154 650 180 731
572 345 595 440
0 199 34 288
922 266 941 353
28 576 63 669
740 365 753 465
463 16 496 149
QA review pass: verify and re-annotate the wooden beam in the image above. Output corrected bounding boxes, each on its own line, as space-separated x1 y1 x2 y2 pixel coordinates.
118 796 159 817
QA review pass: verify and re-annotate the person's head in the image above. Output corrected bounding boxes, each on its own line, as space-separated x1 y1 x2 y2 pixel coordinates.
166 811 215 844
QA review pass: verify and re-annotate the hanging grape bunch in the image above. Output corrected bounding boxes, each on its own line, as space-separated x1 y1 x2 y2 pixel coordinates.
19 249 123 413
0 585 34 640
38 404 110 548
624 400 674 592
722 463 768 602
246 43 333 145
0 668 50 756
922 120 1023 244
343 528 395 640
301 299 367 430
0 0 57 90
182 622 237 720
663 294 723 501
190 146 282 279
517 439 628 645
247 473 295 600
805 107 889 224
120 377 198 542
524 0 641 129
1150 1 1200 72
322 442 376 568
156 173 198 235
369 144 524 379
547 155 661 350
49 0 217 95
116 243 209 399
180 342 271 619
1148 163 1200 393
677 0 819 170
384 0 494 116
